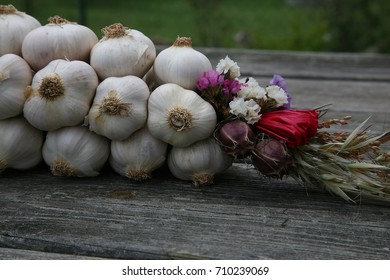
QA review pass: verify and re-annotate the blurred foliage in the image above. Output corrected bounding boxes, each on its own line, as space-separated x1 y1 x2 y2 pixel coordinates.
324 0 390 53
188 0 390 53
187 0 231 47
3 0 390 53
187 0 329 51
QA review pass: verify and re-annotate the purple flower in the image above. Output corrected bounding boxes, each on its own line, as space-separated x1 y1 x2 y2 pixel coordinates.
196 76 210 90
283 94 292 110
269 74 287 91
269 74 291 109
196 70 224 91
222 79 242 100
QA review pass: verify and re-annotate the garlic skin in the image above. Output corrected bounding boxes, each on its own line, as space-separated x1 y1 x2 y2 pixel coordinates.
153 37 212 90
0 54 32 120
90 23 156 80
23 59 99 131
88 75 150 140
22 16 98 71
0 116 43 174
143 66 159 91
168 138 233 186
147 83 217 147
42 126 110 177
0 4 41 56
110 127 168 181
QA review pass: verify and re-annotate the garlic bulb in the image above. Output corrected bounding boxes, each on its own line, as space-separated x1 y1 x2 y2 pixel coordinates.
42 126 110 177
0 54 32 120
153 36 212 90
110 127 168 181
0 4 41 56
88 75 150 140
0 116 43 174
147 83 217 147
90 23 156 80
143 66 159 91
23 59 99 131
167 138 233 186
22 15 98 71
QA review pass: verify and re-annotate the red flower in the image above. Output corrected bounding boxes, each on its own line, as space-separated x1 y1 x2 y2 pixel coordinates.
254 110 319 148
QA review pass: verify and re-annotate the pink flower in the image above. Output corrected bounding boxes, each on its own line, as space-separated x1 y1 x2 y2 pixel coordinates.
222 79 242 100
196 70 224 90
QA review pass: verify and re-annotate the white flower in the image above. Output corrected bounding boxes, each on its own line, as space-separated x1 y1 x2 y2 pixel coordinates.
229 97 261 125
237 77 267 100
244 99 261 124
266 85 288 108
229 97 247 117
216 56 240 79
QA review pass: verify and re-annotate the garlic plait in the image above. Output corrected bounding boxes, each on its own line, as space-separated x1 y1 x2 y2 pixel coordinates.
23 59 99 131
0 116 44 174
110 127 168 181
90 23 156 80
42 126 110 177
88 75 150 140
0 4 41 56
147 83 217 147
0 54 32 120
153 36 212 90
167 138 233 186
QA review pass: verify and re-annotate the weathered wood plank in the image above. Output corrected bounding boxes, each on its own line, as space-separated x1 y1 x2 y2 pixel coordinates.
1 163 390 260
198 47 390 81
0 247 101 260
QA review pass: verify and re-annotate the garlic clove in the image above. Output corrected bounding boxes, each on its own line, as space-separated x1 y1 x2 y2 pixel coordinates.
88 75 150 140
110 126 168 181
0 54 33 120
42 126 110 177
167 137 233 186
90 23 156 80
23 59 99 131
0 116 43 174
147 83 217 147
153 36 212 90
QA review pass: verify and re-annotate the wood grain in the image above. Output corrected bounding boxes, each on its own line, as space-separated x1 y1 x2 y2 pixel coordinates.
1 47 390 260
1 163 390 260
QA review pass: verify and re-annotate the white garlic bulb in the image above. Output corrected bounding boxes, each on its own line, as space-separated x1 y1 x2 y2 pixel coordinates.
143 66 159 91
90 23 156 80
168 138 233 186
110 127 168 181
0 4 41 56
42 126 110 177
147 83 217 147
23 59 99 131
153 36 212 90
88 75 150 140
22 15 98 71
0 116 44 174
0 54 32 120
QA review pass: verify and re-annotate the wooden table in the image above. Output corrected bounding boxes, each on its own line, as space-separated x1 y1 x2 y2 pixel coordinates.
1 48 390 260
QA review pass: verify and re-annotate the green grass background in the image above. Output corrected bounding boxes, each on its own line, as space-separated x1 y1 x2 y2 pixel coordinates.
4 0 390 53
5 0 327 51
